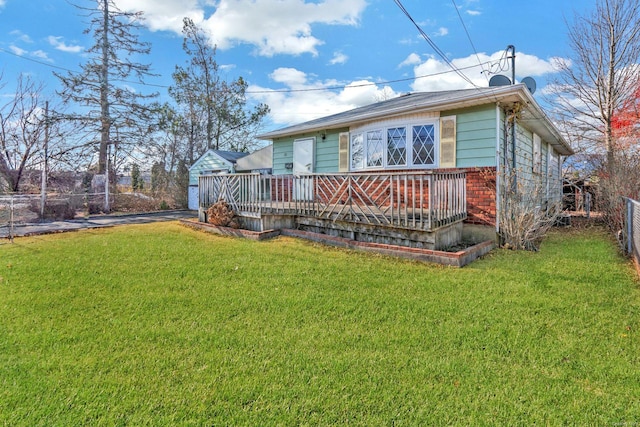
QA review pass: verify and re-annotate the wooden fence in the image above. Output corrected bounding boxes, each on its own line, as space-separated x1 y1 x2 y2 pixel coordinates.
199 171 467 231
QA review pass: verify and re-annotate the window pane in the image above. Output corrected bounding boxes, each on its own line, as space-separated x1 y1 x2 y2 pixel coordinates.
367 130 383 167
387 127 406 166
350 133 364 170
413 124 435 165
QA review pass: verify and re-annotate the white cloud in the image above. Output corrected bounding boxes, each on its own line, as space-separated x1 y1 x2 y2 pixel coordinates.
329 52 349 65
9 45 27 56
434 27 448 37
466 10 481 16
31 50 50 60
398 53 422 68
114 0 203 33
220 64 237 73
9 30 32 43
408 50 567 92
250 67 399 126
251 51 567 129
48 36 83 53
513 52 561 76
269 67 311 88
115 0 367 57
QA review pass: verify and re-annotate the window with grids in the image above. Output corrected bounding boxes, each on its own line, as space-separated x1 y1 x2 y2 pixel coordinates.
349 122 437 171
412 124 435 166
387 127 407 166
367 130 384 167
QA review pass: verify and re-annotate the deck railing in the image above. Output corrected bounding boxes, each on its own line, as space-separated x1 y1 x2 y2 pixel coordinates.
199 171 466 231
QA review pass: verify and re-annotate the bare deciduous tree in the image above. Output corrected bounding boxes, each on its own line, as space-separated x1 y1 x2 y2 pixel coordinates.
549 0 640 232
550 0 640 171
0 76 48 193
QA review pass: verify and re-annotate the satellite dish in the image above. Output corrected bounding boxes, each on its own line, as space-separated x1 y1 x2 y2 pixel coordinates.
489 74 512 87
522 76 537 94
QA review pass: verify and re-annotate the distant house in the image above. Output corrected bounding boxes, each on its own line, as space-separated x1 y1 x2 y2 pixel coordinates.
197 84 573 250
188 149 248 210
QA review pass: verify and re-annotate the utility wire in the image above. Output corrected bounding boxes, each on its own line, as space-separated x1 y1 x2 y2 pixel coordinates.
450 0 488 85
393 0 479 88
1 46 502 95
0 47 168 89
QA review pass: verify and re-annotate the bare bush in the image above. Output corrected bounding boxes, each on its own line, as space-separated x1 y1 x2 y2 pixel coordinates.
206 201 239 228
496 170 562 251
595 152 640 233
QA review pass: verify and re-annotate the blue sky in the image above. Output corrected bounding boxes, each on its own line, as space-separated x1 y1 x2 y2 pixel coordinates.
0 0 587 132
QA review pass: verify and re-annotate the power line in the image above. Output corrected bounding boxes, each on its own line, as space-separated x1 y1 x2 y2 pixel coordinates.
247 60 498 94
1 45 501 96
450 0 488 85
393 0 479 88
0 47 168 89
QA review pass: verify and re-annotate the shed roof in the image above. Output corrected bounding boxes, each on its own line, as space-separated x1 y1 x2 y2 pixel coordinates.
189 149 249 172
212 150 250 163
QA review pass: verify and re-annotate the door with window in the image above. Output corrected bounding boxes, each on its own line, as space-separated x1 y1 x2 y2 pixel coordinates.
293 138 314 201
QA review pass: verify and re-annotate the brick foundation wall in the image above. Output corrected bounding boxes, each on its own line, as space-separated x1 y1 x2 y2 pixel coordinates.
465 167 496 226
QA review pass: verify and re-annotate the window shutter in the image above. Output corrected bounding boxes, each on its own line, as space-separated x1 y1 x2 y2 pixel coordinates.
439 116 456 168
338 132 349 172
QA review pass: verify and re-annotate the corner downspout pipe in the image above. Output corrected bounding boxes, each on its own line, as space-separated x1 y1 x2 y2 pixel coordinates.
507 45 517 190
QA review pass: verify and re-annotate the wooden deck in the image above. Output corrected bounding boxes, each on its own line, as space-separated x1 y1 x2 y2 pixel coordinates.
198 171 467 232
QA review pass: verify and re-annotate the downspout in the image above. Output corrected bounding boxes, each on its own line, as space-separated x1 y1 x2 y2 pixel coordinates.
507 45 517 191
495 103 501 234
511 106 517 190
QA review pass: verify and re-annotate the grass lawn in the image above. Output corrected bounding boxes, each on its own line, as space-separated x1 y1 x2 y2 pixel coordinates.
0 222 639 425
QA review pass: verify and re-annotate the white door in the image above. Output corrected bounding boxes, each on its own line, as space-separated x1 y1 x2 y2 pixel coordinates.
188 185 199 210
293 138 314 200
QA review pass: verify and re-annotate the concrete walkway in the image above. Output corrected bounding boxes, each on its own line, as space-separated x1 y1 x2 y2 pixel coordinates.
0 210 196 239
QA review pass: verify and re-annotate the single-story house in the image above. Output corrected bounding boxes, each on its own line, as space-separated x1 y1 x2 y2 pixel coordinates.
188 149 248 210
197 84 572 249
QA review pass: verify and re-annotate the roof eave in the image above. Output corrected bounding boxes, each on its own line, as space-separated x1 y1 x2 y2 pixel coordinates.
517 88 574 156
258 86 525 140
258 85 574 156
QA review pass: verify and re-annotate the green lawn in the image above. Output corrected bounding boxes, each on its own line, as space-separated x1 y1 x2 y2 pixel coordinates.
0 223 638 425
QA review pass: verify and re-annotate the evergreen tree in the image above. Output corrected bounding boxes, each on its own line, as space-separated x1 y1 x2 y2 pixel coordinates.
174 159 189 208
131 163 143 191
169 18 269 157
55 0 158 174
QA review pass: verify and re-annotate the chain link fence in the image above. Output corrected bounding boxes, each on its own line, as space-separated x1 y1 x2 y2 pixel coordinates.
622 197 640 271
0 192 150 239
0 192 175 241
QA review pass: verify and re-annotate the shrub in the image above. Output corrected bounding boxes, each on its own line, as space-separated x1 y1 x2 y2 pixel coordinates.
31 199 76 220
485 168 562 251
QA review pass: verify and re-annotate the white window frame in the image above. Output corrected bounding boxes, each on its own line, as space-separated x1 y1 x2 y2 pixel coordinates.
349 119 439 171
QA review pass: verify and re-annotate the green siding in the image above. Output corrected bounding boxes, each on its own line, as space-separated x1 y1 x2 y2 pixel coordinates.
272 128 347 175
188 152 232 185
516 124 534 179
272 137 292 175
316 133 340 173
443 105 498 168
